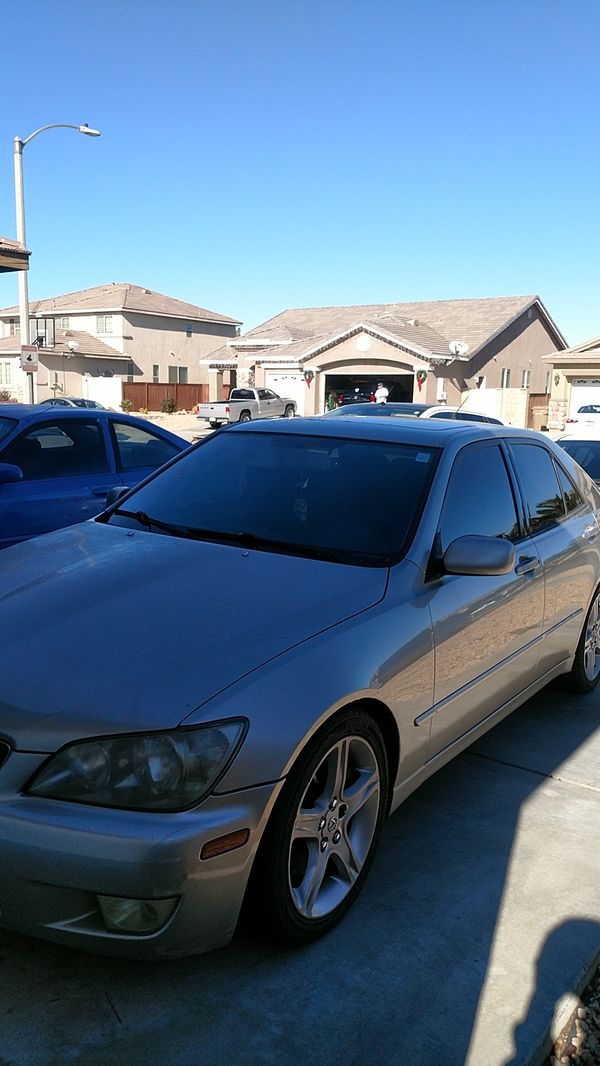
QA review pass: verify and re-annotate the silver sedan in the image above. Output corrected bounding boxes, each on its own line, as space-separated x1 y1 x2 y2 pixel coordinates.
1 417 599 958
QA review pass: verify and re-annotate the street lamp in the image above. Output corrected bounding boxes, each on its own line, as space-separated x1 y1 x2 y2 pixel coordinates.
13 123 101 401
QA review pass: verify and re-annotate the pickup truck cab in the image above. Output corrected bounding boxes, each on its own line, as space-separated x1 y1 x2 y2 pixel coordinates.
197 388 296 427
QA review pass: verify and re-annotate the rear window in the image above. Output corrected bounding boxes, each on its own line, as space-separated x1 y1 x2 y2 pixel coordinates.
108 432 440 566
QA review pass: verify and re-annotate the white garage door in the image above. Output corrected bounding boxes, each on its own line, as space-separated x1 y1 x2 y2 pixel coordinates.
569 379 600 419
265 372 306 416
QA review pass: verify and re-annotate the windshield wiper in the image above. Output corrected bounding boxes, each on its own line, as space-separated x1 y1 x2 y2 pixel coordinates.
110 512 384 564
111 509 200 539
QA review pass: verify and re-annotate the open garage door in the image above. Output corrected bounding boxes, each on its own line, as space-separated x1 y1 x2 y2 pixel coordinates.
265 372 306 415
325 373 414 407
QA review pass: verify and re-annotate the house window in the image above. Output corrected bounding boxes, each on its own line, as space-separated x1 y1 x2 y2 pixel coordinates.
185 322 193 337
96 315 113 334
168 365 188 384
9 318 20 337
521 369 531 389
501 368 511 389
126 361 135 382
152 364 159 384
0 361 13 386
56 316 70 329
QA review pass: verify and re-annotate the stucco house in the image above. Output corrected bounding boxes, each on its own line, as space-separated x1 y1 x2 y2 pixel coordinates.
542 335 600 430
203 295 566 425
0 282 241 405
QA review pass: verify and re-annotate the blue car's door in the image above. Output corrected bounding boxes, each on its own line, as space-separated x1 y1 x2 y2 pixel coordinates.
0 417 123 547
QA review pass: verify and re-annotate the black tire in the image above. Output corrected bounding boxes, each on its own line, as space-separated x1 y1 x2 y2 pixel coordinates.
239 411 252 423
564 585 600 693
283 406 295 418
250 709 388 945
209 421 220 429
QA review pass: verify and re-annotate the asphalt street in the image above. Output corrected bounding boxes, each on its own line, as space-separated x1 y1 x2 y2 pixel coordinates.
1 682 599 1066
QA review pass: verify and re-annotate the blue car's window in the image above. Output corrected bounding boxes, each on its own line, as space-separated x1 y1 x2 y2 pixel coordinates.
0 416 18 443
110 421 181 471
109 432 440 566
2 419 108 479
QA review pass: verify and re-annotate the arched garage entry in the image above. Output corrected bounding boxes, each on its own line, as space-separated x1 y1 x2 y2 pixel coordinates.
325 372 414 405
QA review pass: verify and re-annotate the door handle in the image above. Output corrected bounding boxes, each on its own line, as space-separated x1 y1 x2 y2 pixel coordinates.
582 524 598 540
515 556 540 576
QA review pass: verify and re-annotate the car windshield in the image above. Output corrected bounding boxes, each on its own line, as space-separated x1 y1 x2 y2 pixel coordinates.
559 440 600 480
0 416 18 444
578 406 600 414
107 431 440 566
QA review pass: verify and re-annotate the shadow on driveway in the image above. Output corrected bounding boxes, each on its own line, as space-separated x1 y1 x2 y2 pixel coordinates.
1 683 600 1066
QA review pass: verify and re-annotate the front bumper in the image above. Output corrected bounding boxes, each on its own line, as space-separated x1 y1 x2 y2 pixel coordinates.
0 751 282 959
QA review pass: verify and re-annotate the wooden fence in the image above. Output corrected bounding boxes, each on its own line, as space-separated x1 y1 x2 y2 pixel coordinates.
122 382 226 412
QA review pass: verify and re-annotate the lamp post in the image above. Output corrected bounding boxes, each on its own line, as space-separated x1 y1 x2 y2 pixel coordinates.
13 123 101 402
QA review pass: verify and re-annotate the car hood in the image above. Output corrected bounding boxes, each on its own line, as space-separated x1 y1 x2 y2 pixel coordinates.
0 522 387 751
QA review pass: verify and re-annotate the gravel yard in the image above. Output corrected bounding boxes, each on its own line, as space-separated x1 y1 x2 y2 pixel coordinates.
549 961 600 1064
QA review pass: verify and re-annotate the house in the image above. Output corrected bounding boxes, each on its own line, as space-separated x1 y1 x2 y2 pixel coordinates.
0 282 241 405
202 295 566 425
542 335 600 430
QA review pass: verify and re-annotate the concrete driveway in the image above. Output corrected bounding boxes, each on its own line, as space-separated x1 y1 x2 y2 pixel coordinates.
1 683 599 1066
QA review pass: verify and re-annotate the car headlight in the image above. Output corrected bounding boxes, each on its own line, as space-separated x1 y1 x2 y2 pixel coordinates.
26 720 247 811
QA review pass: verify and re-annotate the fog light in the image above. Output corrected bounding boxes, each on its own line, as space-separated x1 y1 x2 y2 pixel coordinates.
97 894 179 935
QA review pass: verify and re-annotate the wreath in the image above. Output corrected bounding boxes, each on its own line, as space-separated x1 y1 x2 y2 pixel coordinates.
416 369 427 392
303 369 314 387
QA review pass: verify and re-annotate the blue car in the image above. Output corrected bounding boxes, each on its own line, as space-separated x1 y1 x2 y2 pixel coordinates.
0 405 188 548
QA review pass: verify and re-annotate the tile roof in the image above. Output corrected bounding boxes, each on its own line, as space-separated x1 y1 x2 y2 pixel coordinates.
0 329 128 360
542 335 600 364
0 282 241 324
204 295 563 366
0 236 30 272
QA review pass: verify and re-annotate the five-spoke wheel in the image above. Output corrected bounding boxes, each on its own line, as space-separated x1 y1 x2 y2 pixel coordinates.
253 710 388 943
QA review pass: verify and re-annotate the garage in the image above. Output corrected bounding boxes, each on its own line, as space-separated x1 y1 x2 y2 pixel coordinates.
265 371 306 415
569 379 600 419
325 373 414 406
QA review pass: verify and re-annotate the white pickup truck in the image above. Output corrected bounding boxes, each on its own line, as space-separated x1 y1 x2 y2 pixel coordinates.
197 388 297 427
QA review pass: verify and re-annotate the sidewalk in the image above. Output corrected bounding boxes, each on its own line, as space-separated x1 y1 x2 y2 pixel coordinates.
143 411 211 443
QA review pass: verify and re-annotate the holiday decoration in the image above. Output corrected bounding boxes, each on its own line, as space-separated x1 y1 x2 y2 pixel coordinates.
416 369 427 392
303 369 314 387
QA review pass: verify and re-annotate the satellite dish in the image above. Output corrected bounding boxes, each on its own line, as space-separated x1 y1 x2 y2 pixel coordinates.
449 340 470 359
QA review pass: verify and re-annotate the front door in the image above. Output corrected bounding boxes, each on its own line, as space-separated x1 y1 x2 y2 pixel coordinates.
426 441 544 760
0 417 119 547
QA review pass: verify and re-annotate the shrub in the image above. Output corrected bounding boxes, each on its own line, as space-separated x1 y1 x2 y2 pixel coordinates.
160 395 177 414
0 388 14 403
138 406 149 415
120 399 132 412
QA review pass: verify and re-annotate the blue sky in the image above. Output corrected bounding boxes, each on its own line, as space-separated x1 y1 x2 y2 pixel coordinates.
1 0 598 343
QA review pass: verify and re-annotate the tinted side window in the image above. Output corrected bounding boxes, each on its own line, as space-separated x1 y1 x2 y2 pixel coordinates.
439 444 520 553
2 420 108 479
510 444 565 533
111 422 181 471
553 460 584 514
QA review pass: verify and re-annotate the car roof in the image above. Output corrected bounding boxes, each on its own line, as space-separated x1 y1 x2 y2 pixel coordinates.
223 414 542 448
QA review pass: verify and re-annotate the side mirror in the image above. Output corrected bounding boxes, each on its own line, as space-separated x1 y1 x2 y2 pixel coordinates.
0 463 23 485
443 535 515 577
105 485 129 508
